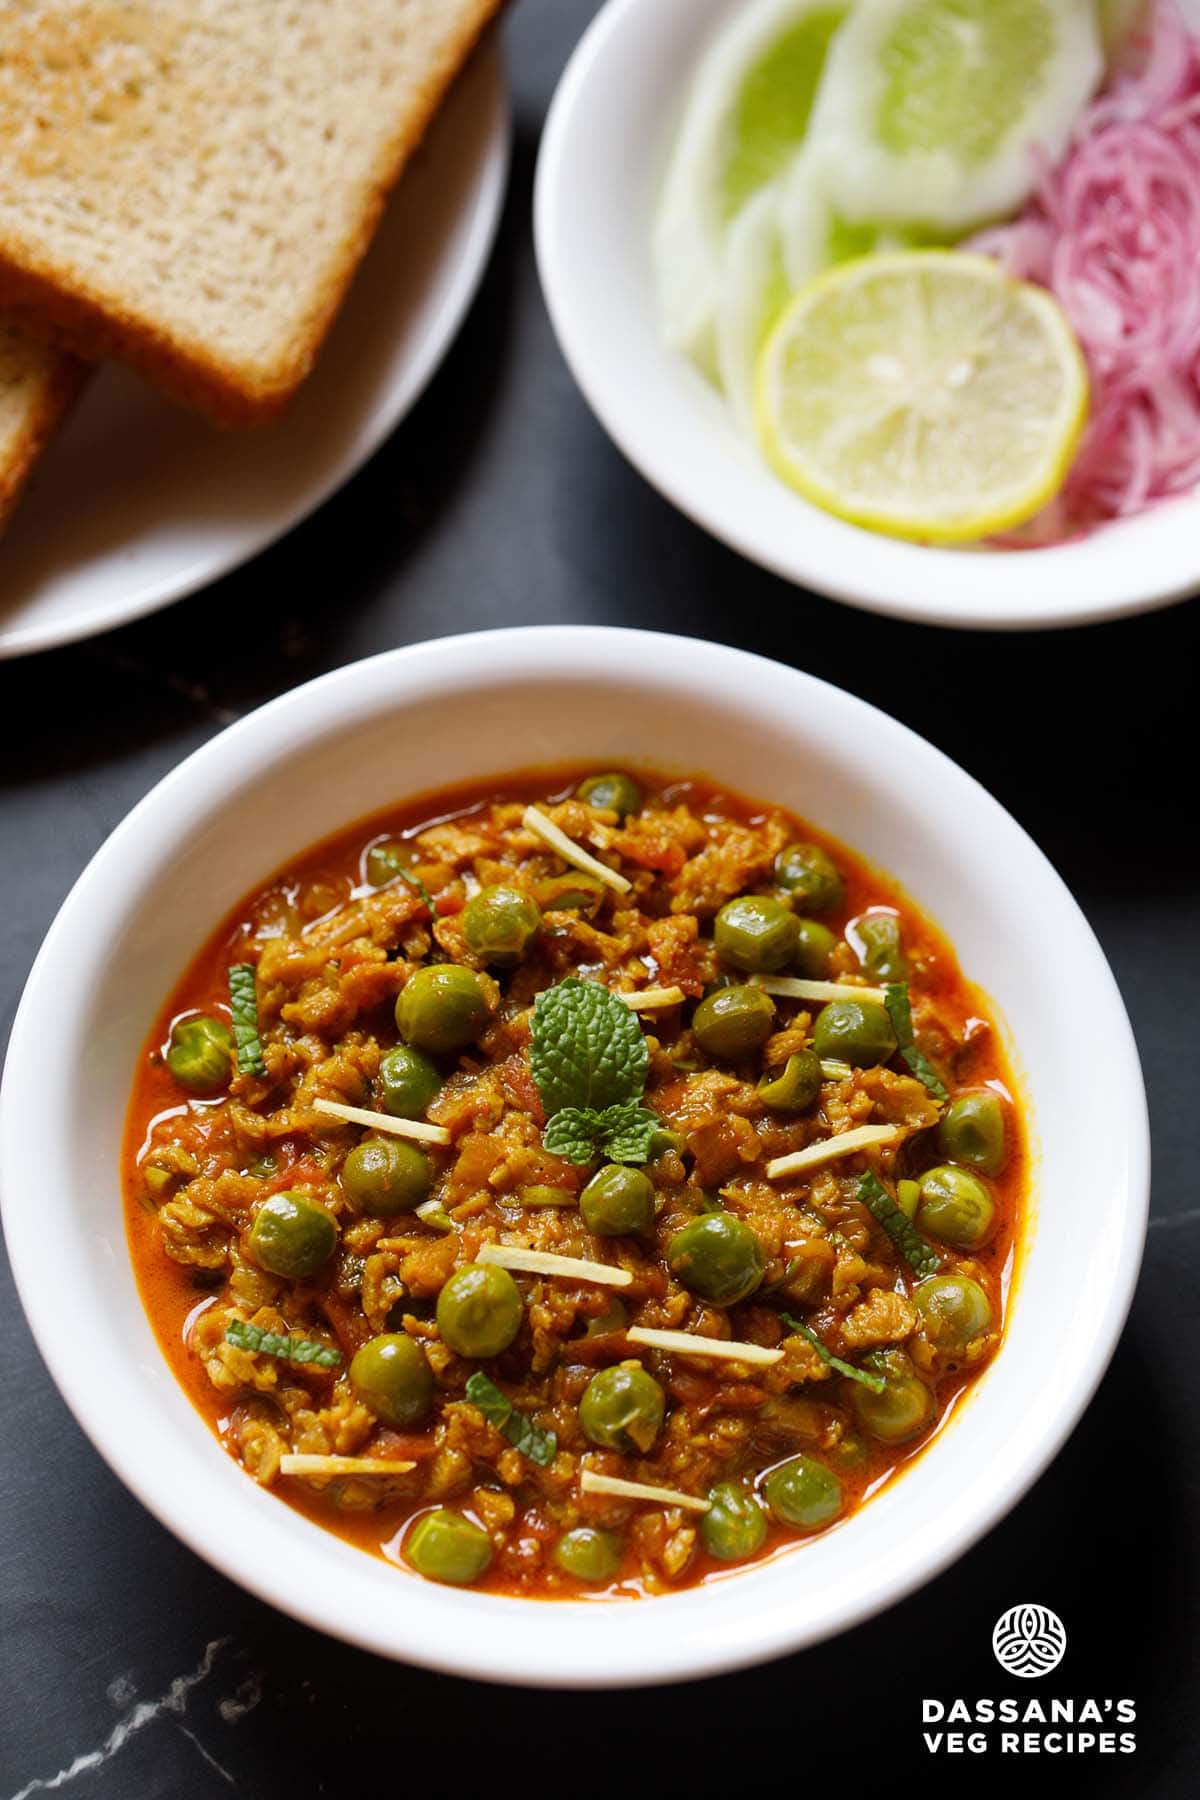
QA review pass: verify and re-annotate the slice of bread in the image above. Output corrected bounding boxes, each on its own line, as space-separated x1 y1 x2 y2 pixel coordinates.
0 1 502 425
0 324 86 529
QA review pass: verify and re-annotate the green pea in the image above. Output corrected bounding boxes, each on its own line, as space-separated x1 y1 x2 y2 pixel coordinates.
828 1430 870 1470
378 1045 442 1118
536 874 606 917
349 1333 434 1427
763 1455 844 1530
166 1015 235 1094
915 1274 993 1351
461 885 542 967
701 1481 768 1562
586 1298 628 1338
365 837 418 889
937 1092 1008 1176
714 896 800 974
516 1185 577 1207
916 1164 995 1250
580 1165 655 1236
579 1363 665 1453
853 1350 933 1444
854 912 909 980
774 843 846 914
143 1165 174 1200
791 917 837 978
553 1526 624 1583
647 1126 688 1159
811 998 897 1068
396 964 490 1054
667 1213 764 1306
341 1137 434 1216
896 1178 922 1220
436 1262 524 1358
691 984 775 1059
575 772 642 819
248 1191 338 1279
404 1509 492 1585
757 1050 822 1112
695 1189 727 1214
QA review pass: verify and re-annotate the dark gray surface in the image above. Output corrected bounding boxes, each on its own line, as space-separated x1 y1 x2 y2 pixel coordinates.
1 3 1196 1794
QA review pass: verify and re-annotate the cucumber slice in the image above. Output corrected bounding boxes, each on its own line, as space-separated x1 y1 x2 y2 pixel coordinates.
716 155 880 430
805 0 1103 233
716 155 945 429
715 186 793 432
654 0 849 363
776 157 875 291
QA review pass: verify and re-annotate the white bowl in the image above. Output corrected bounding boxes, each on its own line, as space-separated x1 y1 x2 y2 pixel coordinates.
0 626 1147 1686
534 0 1200 631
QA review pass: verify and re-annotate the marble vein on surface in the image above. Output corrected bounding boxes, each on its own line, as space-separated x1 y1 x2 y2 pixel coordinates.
1148 1207 1200 1230
7 1639 260 1800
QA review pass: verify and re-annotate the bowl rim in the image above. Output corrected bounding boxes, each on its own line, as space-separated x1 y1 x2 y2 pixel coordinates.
533 0 1200 632
0 624 1150 1685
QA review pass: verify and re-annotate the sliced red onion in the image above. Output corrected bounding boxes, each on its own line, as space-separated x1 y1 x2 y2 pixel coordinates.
970 2 1200 536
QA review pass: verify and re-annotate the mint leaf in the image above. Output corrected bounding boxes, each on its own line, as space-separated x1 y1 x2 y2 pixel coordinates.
857 1171 941 1278
544 1107 605 1165
530 978 649 1116
225 1319 341 1369
884 983 948 1101
542 1102 662 1165
465 1370 557 1466
228 963 266 1078
371 843 435 913
531 980 660 1166
900 1043 948 1100
883 983 913 1046
465 1370 512 1433
397 867 435 914
778 1311 885 1394
596 1102 661 1164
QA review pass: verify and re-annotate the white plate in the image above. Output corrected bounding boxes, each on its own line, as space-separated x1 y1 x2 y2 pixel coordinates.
535 0 1200 630
0 626 1149 1685
0 39 509 660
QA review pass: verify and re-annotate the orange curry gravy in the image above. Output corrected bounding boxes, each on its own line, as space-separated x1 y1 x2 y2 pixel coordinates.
123 766 1025 1600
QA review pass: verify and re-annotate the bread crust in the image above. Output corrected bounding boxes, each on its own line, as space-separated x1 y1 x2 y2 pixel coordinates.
0 348 88 529
0 1 503 426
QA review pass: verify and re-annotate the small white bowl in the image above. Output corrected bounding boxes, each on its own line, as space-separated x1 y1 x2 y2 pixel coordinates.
0 626 1147 1686
535 0 1200 631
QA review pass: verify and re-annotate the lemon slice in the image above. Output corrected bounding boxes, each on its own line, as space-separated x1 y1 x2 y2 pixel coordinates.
654 0 849 368
806 0 1103 232
754 250 1089 543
